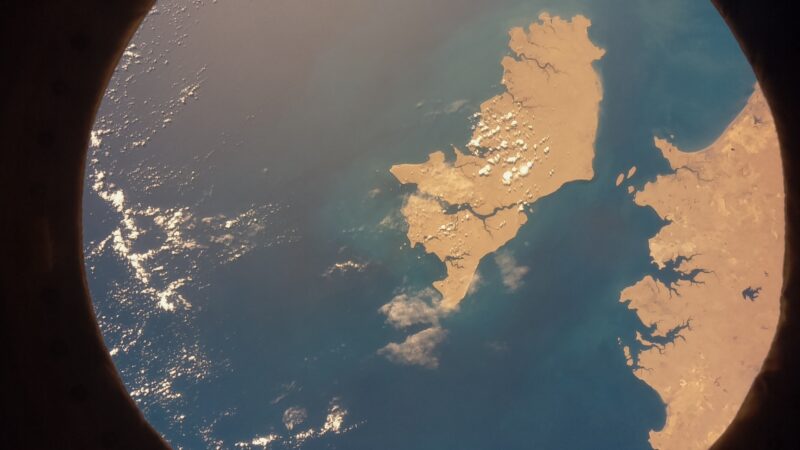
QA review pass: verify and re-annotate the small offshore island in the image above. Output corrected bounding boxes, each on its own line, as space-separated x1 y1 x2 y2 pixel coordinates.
620 87 784 449
391 13 605 311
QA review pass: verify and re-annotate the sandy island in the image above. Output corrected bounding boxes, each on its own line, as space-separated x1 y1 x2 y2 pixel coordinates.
391 13 605 310
620 86 784 449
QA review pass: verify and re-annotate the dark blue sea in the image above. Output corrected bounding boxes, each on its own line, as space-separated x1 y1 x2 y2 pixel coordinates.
84 0 755 448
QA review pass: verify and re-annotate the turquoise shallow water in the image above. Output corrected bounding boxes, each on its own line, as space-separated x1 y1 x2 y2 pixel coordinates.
85 0 755 448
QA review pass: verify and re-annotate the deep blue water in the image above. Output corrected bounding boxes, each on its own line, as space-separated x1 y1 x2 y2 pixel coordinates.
85 0 755 448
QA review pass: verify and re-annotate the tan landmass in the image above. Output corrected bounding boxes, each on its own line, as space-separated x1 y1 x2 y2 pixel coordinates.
620 86 784 449
618 166 637 187
391 13 605 310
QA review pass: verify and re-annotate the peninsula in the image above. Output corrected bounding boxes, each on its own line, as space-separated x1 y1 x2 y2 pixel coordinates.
391 13 605 310
620 87 784 449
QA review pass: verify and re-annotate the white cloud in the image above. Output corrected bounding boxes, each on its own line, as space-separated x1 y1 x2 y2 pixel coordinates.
495 250 530 292
379 288 442 329
234 398 355 449
282 406 307 431
322 260 368 278
467 270 483 295
422 98 472 118
378 327 447 369
236 434 279 449
377 210 403 231
443 99 469 114
270 381 298 405
486 341 509 353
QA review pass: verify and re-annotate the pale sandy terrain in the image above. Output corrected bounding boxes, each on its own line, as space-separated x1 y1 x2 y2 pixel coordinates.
620 87 784 449
616 166 637 186
391 13 605 310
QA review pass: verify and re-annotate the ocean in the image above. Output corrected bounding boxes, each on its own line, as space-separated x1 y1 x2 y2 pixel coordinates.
84 0 755 448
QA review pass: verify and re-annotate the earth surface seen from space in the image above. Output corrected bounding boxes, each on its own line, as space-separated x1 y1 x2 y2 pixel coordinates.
84 0 785 449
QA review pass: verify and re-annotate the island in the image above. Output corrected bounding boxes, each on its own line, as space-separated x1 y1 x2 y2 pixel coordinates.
391 13 605 311
620 86 784 449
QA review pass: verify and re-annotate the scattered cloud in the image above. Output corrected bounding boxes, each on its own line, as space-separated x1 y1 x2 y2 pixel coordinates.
270 380 299 405
422 98 472 119
495 250 529 292
322 260 369 278
379 288 442 329
378 327 447 369
485 340 510 354
443 99 470 114
89 168 292 312
377 210 404 231
282 406 308 431
236 434 279 449
467 270 483 295
234 398 355 449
